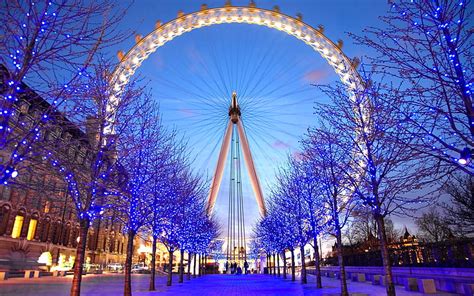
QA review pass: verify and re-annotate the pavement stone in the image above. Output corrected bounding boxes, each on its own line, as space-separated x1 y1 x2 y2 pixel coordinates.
0 272 459 296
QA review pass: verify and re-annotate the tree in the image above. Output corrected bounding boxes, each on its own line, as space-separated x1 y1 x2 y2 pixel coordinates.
158 161 212 286
115 97 165 296
345 208 400 245
302 126 354 296
354 0 473 174
272 162 311 284
254 201 298 280
313 72 433 296
46 61 146 296
416 208 453 243
291 158 326 288
443 174 474 236
147 130 181 291
0 0 125 184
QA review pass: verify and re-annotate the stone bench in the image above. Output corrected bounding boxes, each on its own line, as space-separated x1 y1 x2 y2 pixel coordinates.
24 270 40 278
405 277 418 291
417 279 437 294
351 273 366 282
372 275 381 285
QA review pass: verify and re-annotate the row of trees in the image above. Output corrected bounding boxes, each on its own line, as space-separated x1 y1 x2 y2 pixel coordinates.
0 2 221 296
255 1 472 296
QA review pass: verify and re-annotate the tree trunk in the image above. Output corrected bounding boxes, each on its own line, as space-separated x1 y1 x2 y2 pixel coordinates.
197 254 201 277
336 230 348 296
201 254 205 275
375 215 396 296
267 254 272 275
271 254 274 275
167 250 173 286
149 236 157 291
124 229 136 296
193 253 197 278
187 252 192 280
273 253 277 275
313 240 322 288
70 218 89 296
277 253 281 277
276 252 281 277
282 252 287 279
300 245 307 284
290 248 295 281
179 249 184 283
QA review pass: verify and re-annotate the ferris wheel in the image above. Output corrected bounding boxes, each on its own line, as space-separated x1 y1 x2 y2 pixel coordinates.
110 2 362 263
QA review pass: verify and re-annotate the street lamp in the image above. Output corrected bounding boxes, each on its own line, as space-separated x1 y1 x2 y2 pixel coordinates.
458 147 472 165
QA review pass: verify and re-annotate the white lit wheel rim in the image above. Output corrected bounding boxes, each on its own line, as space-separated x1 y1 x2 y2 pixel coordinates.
109 5 363 127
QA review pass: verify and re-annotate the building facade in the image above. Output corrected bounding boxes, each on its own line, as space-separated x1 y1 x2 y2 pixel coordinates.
0 66 127 271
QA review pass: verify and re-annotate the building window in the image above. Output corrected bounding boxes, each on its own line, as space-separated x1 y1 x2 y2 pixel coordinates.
41 217 51 242
0 186 12 201
11 215 24 238
44 201 50 213
26 218 38 240
0 205 11 235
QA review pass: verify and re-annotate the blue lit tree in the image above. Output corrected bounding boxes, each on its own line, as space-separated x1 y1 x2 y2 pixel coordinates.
302 126 355 296
287 157 327 288
354 0 473 174
272 163 312 284
255 193 300 281
113 95 171 296
147 131 182 291
314 72 434 296
174 173 208 283
193 213 220 277
0 0 125 185
157 161 214 286
45 61 147 296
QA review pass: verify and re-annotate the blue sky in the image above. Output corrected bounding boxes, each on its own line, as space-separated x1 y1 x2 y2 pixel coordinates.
109 1 394 238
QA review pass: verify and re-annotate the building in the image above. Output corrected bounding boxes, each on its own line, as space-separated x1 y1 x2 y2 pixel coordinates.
0 65 128 271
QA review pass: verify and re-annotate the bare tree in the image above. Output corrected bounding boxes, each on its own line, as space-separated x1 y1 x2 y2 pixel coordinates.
147 130 182 291
0 0 126 184
353 0 473 174
47 60 146 296
314 72 433 296
443 174 474 236
114 96 165 296
303 126 354 296
272 161 311 284
416 207 453 242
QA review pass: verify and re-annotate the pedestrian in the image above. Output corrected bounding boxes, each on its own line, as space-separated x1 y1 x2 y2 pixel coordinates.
225 261 229 274
244 260 249 274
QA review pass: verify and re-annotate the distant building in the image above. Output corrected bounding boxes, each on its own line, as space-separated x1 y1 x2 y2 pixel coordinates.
324 227 473 267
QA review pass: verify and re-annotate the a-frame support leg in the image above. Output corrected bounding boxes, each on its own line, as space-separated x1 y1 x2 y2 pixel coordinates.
236 120 267 216
206 120 233 214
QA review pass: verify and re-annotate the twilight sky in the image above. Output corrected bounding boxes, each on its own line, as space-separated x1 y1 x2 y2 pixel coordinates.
108 0 395 240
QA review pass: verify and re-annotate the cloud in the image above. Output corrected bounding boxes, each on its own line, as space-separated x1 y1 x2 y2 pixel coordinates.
178 108 196 117
272 140 290 150
303 69 329 83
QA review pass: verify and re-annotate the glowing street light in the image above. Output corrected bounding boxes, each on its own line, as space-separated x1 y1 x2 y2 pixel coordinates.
458 147 472 165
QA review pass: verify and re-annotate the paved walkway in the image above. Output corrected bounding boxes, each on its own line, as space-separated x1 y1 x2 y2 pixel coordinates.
0 273 458 296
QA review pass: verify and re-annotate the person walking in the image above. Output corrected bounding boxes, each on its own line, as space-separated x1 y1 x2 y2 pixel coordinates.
244 261 249 274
